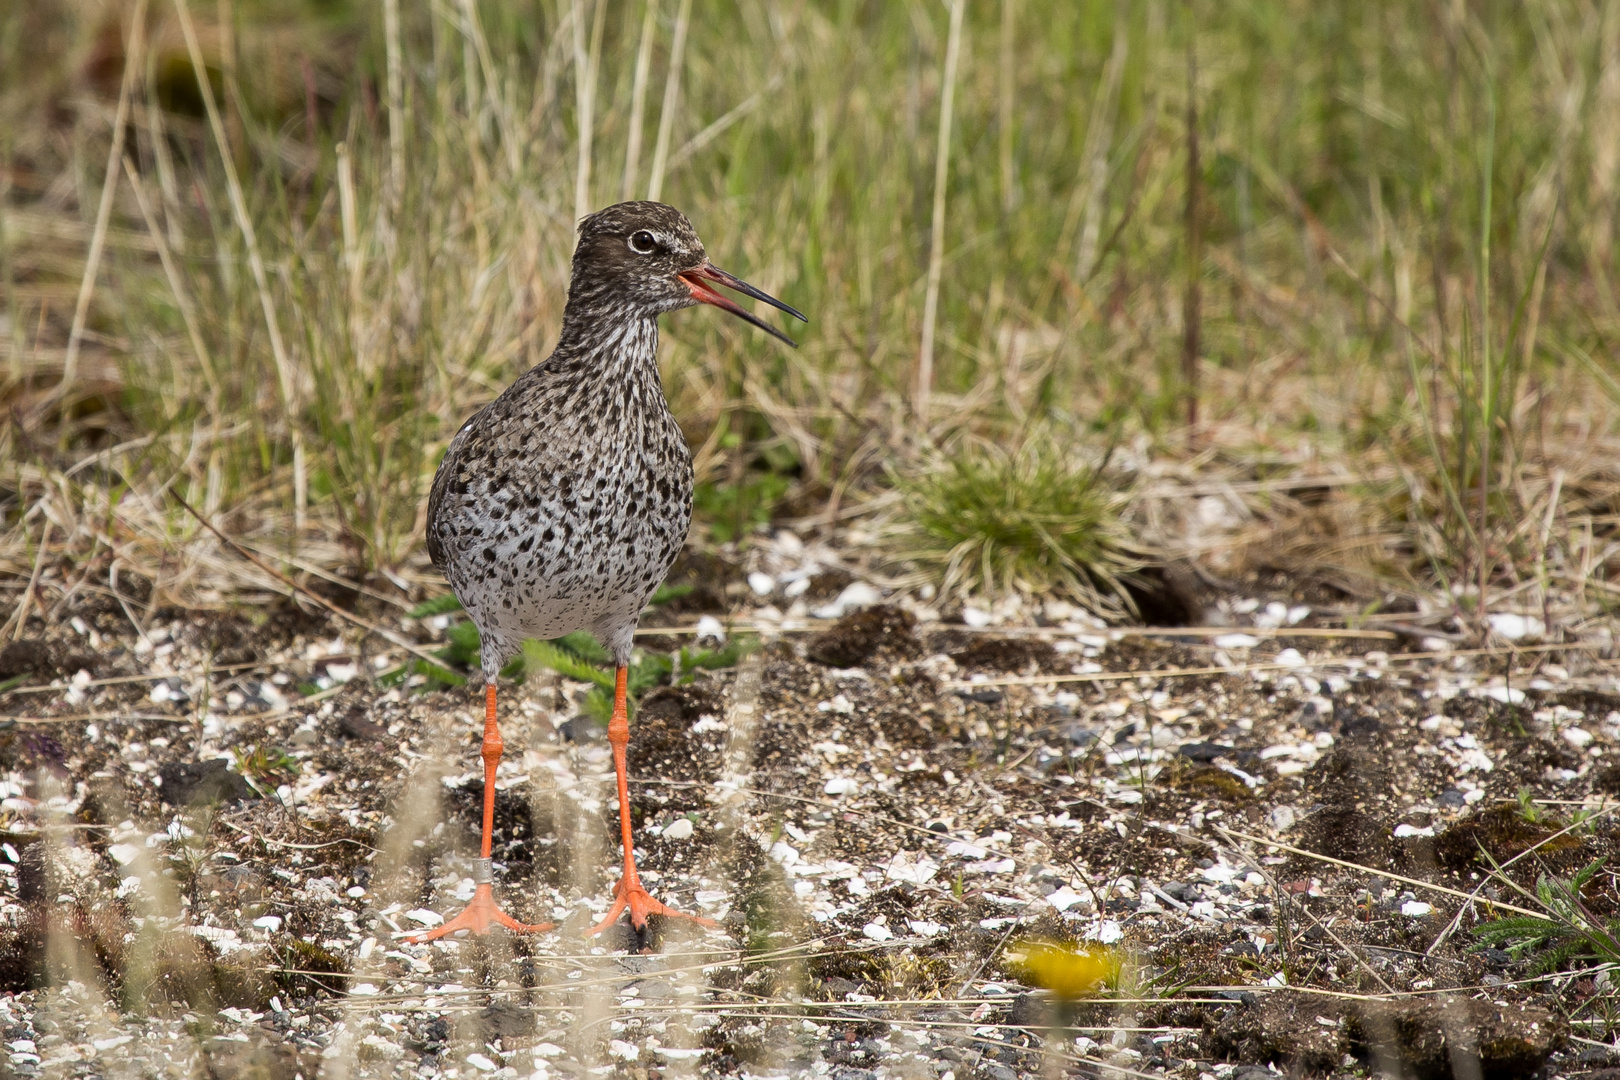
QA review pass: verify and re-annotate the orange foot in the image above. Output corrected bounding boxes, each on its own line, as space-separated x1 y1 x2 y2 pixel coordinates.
407 883 554 944
585 875 719 937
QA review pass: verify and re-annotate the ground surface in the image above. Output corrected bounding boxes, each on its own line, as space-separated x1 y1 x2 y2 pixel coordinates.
0 545 1614 1080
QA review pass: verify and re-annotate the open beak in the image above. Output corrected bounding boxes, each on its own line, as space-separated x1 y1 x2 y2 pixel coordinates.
677 263 807 348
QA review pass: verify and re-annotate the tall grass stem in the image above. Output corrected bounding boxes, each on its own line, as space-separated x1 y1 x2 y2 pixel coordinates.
916 0 966 425
382 0 404 211
998 0 1016 213
1475 72 1496 606
216 0 239 151
141 46 185 249
455 0 517 173
56 0 147 403
663 75 781 176
622 0 659 201
0 131 14 384
572 0 605 223
646 0 692 203
172 0 305 528
337 142 364 370
1074 5 1128 284
121 156 220 407
5 521 50 642
1181 16 1202 445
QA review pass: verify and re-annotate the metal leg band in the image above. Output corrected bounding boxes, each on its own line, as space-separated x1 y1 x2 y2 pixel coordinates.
472 858 493 885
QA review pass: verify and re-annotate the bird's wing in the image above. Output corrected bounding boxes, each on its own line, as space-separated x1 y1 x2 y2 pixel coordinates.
426 362 581 573
425 407 490 571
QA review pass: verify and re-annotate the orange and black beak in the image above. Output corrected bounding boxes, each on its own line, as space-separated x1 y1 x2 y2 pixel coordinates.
677 263 807 347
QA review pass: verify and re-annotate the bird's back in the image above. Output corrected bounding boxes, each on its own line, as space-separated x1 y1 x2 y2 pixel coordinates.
427 320 692 669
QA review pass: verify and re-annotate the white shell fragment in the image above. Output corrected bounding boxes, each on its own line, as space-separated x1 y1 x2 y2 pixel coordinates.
1487 613 1544 640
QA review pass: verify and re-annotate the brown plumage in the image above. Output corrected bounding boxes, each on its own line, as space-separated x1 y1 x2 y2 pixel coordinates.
411 202 805 944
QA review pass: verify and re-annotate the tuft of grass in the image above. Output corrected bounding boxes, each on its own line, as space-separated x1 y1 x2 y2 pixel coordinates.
893 433 1143 618
388 583 697 687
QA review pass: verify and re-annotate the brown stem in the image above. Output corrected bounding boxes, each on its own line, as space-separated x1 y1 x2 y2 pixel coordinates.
1182 11 1202 448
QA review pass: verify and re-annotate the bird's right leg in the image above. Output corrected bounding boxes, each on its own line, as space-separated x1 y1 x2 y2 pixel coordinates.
408 682 554 943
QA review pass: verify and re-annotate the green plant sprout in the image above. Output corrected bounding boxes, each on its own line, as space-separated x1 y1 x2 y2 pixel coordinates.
381 584 736 719
233 744 300 797
519 632 758 724
1473 859 1620 974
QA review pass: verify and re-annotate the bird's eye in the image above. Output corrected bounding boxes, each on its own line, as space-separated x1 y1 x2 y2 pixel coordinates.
628 230 658 254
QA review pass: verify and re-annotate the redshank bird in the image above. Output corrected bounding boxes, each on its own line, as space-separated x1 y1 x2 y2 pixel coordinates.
413 202 805 942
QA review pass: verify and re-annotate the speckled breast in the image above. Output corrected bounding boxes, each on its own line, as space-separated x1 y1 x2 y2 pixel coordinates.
427 348 693 664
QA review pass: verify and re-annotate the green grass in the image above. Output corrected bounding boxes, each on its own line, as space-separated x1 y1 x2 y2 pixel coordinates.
893 430 1143 617
2 0 1619 611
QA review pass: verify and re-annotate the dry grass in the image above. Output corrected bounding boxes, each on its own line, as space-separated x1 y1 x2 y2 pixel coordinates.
2 1 1620 627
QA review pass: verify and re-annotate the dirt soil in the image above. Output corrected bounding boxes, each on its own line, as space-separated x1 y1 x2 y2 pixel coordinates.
0 583 1614 1080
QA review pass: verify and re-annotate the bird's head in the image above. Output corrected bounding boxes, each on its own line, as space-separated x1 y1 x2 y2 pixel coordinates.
570 201 806 346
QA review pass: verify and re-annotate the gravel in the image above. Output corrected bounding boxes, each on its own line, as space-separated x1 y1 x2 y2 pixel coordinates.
0 536 1611 1077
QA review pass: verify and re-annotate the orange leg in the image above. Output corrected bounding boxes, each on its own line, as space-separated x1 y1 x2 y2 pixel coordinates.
409 682 554 944
586 666 718 937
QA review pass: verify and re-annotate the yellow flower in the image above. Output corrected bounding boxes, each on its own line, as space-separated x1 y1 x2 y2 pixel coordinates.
1005 941 1121 1000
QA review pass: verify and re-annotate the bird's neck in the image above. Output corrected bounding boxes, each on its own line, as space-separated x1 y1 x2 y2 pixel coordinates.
552 304 661 383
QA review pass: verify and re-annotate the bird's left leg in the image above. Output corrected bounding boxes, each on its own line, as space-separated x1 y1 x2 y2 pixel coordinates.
586 666 718 936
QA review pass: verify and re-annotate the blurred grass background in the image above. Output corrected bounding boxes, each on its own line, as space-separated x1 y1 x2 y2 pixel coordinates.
2 0 1619 623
